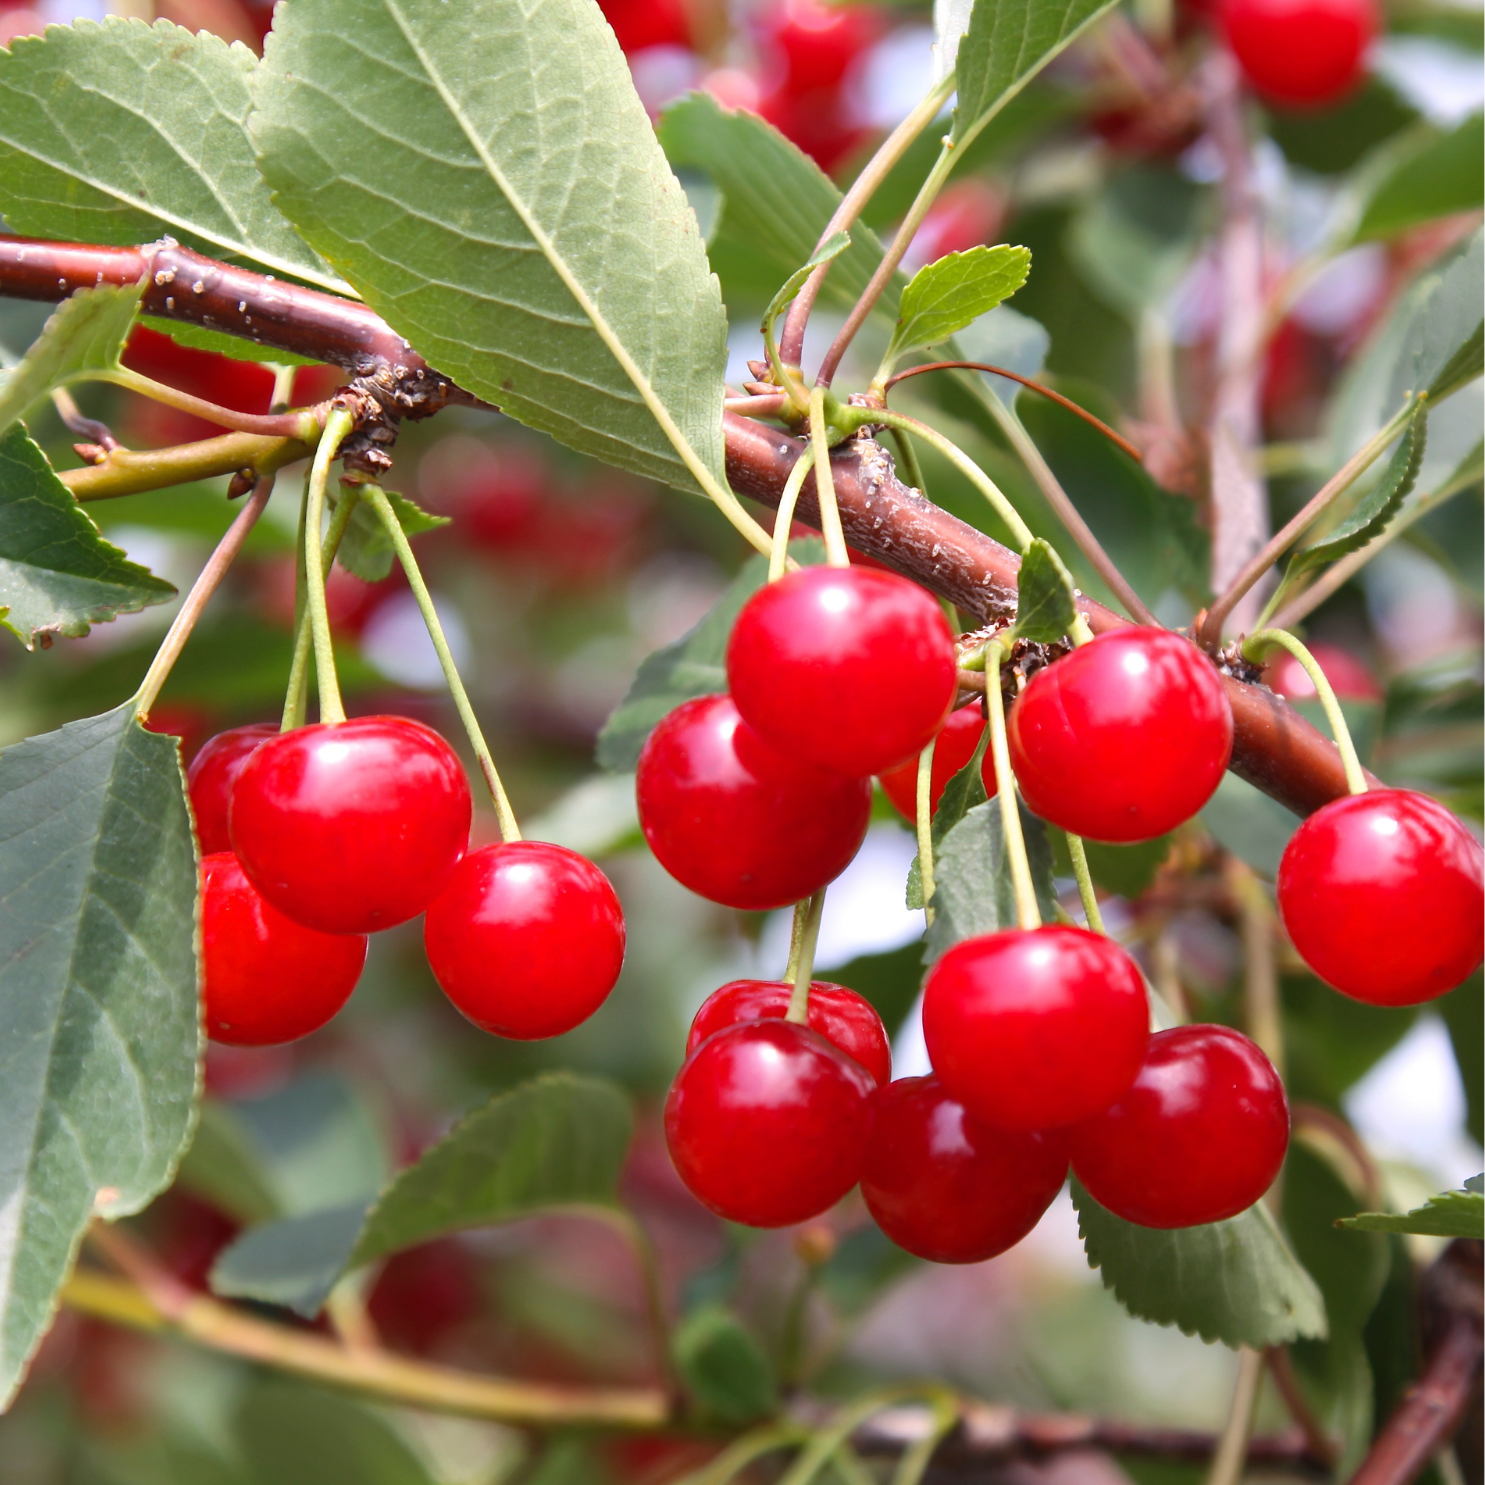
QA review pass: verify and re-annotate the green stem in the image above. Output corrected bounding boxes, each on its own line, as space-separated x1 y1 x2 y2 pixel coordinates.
1064 832 1105 935
770 445 817 584
890 1390 958 1485
101 367 319 440
692 1423 810 1485
778 1386 954 1485
304 406 352 725
808 385 849 568
267 362 298 413
785 891 827 1024
916 739 937 926
363 484 520 840
1204 1348 1265 1485
984 638 1041 930
63 430 313 502
282 485 360 732
889 424 927 497
1242 629 1368 795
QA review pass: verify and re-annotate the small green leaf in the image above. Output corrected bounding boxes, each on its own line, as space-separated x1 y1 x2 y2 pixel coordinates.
1353 114 1484 245
906 728 989 909
673 1305 778 1424
1012 537 1080 643
334 489 449 584
0 283 144 439
0 422 175 648
886 245 1030 366
1071 1178 1328 1349
211 1201 373 1317
1336 1183 1484 1239
763 231 852 353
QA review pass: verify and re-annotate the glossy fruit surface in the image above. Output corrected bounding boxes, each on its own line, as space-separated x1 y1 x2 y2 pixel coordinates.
878 704 997 821
1278 790 1484 1006
862 1077 1069 1263
1070 1024 1289 1227
687 979 891 1086
922 925 1149 1130
1266 641 1381 702
187 723 278 855
231 716 471 935
665 1020 874 1227
1008 628 1232 843
201 852 366 1046
636 695 870 911
1219 0 1377 108
727 567 958 778
424 841 626 1039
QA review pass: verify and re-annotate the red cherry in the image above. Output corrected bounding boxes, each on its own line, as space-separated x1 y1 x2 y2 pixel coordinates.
201 852 366 1046
424 841 626 1039
922 925 1150 1130
1219 0 1377 108
1277 790 1484 1007
230 716 471 935
761 0 880 91
861 1076 1069 1263
727 567 958 778
687 979 891 1086
1007 628 1233 843
1070 1024 1289 1227
187 724 279 855
665 1019 874 1227
636 695 870 911
598 0 689 53
877 703 997 821
1265 641 1382 703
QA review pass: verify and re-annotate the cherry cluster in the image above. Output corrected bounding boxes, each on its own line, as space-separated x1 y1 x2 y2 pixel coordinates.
186 716 625 1047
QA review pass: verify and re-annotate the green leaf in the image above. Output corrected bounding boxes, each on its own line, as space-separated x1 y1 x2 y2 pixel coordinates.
173 1100 283 1227
906 730 990 909
952 0 1122 149
211 1201 374 1317
1337 1184 1485 1239
0 704 200 1405
1013 537 1080 642
0 283 143 439
253 0 729 494
1388 227 1483 410
0 18 345 293
886 245 1031 366
1353 114 1484 244
0 423 175 649
763 231 852 350
1071 1178 1328 1349
139 317 322 368
333 490 448 584
673 1305 778 1424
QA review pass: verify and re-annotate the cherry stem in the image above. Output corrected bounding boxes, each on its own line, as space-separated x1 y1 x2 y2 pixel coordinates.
779 1384 958 1485
304 406 352 725
1241 629 1368 796
808 386 850 568
888 424 926 496
1064 832 1105 935
915 740 937 927
769 444 817 584
282 481 360 732
1204 1348 1265 1485
983 638 1041 931
101 367 321 441
889 1388 959 1485
363 483 521 841
784 891 826 1025
133 476 275 721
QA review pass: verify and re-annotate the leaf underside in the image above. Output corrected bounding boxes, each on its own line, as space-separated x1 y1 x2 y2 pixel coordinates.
1337 1185 1484 1239
1014 536 1080 642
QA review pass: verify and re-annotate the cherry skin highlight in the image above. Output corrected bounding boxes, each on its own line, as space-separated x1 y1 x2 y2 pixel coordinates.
230 715 472 935
424 841 626 1039
1219 0 1377 109
862 1076 1069 1263
1070 1024 1289 1228
727 566 958 777
1278 789 1484 1006
201 852 367 1046
687 979 891 1086
922 925 1149 1130
1008 628 1232 843
636 694 870 911
878 703 997 821
665 1019 875 1228
187 723 278 855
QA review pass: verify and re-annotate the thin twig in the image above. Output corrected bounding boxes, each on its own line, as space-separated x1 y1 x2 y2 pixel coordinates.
102 368 321 440
50 385 119 451
1264 1348 1339 1470
1205 1348 1266 1485
62 429 312 501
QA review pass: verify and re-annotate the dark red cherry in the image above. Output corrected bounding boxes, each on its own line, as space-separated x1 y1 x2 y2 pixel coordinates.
1008 628 1232 843
687 978 891 1086
1070 1024 1289 1227
187 723 279 855
424 841 626 1039
230 715 471 935
1278 790 1484 1007
861 1076 1069 1263
201 852 366 1046
878 703 997 821
727 566 958 777
636 694 870 911
665 1019 874 1228
1219 0 1377 108
922 925 1149 1130
1265 641 1381 703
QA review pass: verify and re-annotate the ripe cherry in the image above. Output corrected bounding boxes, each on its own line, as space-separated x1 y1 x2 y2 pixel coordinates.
187 723 278 855
636 694 870 911
1008 628 1232 843
727 567 958 779
1219 0 1377 109
861 1077 1069 1263
687 979 891 1086
201 852 366 1046
1265 641 1382 703
1277 790 1484 1007
665 1019 874 1227
424 841 626 1039
230 716 471 935
878 703 997 822
922 925 1149 1131
1070 1024 1289 1227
